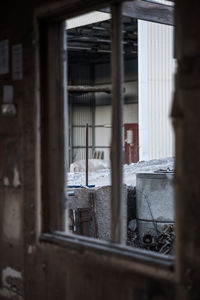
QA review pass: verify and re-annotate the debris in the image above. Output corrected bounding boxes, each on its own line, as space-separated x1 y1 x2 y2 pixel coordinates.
68 157 174 187
127 223 175 255
128 219 137 231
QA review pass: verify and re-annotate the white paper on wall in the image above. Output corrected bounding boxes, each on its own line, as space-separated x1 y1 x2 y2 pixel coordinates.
0 40 9 75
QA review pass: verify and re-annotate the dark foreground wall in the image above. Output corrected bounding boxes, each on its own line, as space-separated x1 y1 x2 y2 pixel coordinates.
0 1 199 299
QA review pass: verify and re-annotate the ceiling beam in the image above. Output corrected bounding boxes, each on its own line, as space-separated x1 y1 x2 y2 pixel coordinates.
68 85 111 93
100 0 174 26
123 0 174 26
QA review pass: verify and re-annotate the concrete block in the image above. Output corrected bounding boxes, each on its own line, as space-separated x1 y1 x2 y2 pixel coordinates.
95 185 127 243
66 185 127 243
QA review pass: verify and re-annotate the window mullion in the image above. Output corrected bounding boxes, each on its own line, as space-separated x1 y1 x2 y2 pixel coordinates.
111 3 124 244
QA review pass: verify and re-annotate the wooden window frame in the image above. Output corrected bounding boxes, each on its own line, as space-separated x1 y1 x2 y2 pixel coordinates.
35 0 175 279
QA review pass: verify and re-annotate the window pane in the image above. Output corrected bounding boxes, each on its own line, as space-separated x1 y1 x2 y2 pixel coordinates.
65 9 112 240
124 17 175 255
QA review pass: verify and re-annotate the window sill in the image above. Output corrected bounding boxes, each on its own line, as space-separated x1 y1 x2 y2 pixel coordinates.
41 231 174 281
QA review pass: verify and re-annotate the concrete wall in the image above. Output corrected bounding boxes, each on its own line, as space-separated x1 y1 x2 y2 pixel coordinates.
66 186 127 242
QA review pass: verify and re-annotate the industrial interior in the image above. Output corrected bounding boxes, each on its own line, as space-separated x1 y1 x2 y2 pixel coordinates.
67 12 138 164
1 0 200 300
66 11 175 253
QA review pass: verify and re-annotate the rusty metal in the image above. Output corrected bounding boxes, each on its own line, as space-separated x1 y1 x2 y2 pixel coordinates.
68 85 111 93
68 85 126 94
128 224 175 255
68 208 90 236
68 209 75 233
89 192 99 238
86 123 88 186
78 208 90 237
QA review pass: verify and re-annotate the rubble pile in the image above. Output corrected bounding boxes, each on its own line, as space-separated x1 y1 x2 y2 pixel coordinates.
127 223 175 255
68 157 175 255
68 157 174 187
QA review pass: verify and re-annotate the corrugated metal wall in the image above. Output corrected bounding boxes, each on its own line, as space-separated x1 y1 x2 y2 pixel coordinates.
95 106 111 161
72 106 93 161
95 104 138 160
94 58 138 161
69 64 94 162
138 20 176 160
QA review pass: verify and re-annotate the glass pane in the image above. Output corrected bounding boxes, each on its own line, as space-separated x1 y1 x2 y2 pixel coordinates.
65 9 112 240
63 9 175 255
123 16 176 255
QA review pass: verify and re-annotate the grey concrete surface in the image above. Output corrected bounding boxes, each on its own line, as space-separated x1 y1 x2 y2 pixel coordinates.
136 173 174 237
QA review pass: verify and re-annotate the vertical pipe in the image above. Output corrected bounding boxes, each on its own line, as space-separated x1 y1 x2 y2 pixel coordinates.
111 3 124 243
91 64 96 158
69 98 73 167
86 123 89 186
92 98 95 158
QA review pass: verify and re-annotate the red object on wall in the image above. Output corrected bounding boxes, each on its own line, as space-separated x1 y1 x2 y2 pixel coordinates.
124 123 139 164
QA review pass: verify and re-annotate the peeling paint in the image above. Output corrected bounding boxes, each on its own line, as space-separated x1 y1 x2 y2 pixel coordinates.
3 190 22 242
0 266 23 299
2 139 21 188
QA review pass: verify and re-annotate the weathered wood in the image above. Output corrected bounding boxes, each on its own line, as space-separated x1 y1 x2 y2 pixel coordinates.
101 0 174 26
173 2 200 299
85 123 88 186
0 1 178 300
123 0 174 25
111 3 124 244
42 20 67 232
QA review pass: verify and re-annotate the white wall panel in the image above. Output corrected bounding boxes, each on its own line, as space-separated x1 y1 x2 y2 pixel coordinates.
124 104 138 123
95 106 111 125
72 106 92 126
95 106 111 160
138 20 175 161
95 104 138 125
72 106 93 161
71 103 138 162
95 104 138 160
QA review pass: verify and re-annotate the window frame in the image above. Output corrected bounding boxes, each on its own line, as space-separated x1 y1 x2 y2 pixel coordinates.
35 0 175 278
